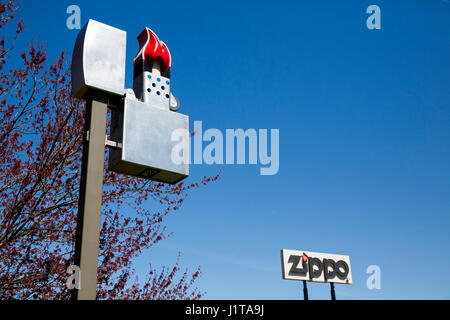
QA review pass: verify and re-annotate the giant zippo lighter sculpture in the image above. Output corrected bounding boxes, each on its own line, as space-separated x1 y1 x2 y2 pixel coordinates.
71 19 188 300
72 19 189 184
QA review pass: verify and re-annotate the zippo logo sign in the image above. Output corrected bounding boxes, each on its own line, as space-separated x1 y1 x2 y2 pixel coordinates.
281 249 352 284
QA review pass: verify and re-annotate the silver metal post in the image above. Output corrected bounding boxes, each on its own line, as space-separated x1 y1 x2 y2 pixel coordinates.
72 94 108 300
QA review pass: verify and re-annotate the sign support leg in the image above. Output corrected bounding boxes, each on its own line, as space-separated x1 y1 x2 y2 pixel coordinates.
330 282 336 300
303 280 309 300
72 94 108 300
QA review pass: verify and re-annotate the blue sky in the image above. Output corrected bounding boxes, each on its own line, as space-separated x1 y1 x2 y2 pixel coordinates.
14 0 450 299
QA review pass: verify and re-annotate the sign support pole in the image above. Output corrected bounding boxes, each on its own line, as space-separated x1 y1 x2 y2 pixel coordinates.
303 280 309 300
72 94 108 300
330 282 336 300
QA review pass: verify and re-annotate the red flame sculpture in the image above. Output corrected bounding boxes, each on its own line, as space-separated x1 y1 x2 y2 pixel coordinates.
133 28 171 76
302 252 309 263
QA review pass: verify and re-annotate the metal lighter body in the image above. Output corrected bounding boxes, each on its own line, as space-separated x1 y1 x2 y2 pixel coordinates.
71 19 126 99
108 26 188 184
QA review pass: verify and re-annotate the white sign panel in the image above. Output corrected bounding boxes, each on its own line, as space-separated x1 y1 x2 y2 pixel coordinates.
281 249 352 284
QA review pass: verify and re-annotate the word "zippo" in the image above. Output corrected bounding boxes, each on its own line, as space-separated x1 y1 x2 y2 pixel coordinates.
288 254 350 282
281 249 353 284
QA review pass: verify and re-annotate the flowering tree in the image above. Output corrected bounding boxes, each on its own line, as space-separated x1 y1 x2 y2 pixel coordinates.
0 0 218 299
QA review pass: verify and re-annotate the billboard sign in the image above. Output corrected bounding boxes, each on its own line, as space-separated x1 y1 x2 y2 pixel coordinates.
281 249 352 284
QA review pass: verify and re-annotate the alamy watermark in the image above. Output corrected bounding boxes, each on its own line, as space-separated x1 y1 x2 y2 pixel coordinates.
66 5 81 30
366 265 381 290
366 5 381 30
66 265 81 290
171 121 279 176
